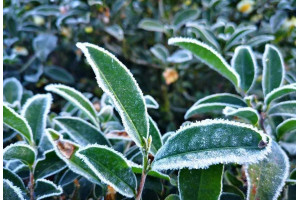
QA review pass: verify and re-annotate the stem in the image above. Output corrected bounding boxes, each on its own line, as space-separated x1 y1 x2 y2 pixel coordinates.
136 153 148 200
29 170 35 200
19 54 37 73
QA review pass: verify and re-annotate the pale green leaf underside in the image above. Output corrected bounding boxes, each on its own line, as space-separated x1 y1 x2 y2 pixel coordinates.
45 84 99 127
3 104 33 144
76 42 149 147
232 46 256 93
223 107 259 125
168 37 240 87
179 164 224 200
265 83 296 106
76 145 137 198
262 44 285 96
268 100 296 117
246 141 289 200
54 116 111 146
4 77 23 106
4 143 36 166
276 118 296 140
138 19 164 32
150 44 169 63
152 119 271 170
4 179 25 200
185 103 233 119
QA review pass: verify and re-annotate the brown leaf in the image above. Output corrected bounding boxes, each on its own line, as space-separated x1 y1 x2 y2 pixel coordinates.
57 140 75 159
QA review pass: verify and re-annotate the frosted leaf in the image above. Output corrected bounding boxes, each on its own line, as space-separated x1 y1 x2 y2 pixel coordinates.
3 77 23 107
4 179 25 200
144 95 159 109
152 119 271 171
223 106 260 125
34 179 63 200
264 83 296 106
268 100 296 118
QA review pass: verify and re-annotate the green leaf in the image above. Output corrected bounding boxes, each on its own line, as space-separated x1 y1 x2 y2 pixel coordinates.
172 8 200 30
3 168 26 191
4 179 25 200
246 141 289 200
165 194 180 200
264 83 296 106
4 143 36 166
168 38 240 87
45 84 99 127
138 19 164 32
46 128 103 185
150 44 169 63
144 95 159 109
76 42 149 147
220 193 242 200
231 46 257 93
129 161 170 181
224 26 256 51
44 66 75 84
262 44 285 96
34 179 63 200
246 35 275 47
34 150 66 179
98 105 114 122
179 164 224 200
105 24 124 41
76 144 137 198
223 185 245 199
167 50 193 63
276 118 296 140
268 100 296 117
152 119 271 170
185 93 247 119
21 94 52 145
33 33 57 62
223 106 260 125
224 171 243 188
3 104 33 144
4 77 23 106
186 22 220 50
54 116 111 146
148 116 163 155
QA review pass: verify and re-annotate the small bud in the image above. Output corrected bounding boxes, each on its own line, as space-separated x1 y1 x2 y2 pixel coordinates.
237 0 254 14
163 68 179 85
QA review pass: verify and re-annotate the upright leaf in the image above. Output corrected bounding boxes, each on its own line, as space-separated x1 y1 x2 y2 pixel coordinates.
138 19 164 32
144 95 159 109
148 116 163 155
34 150 66 179
77 42 149 147
4 179 25 200
268 100 296 117
152 119 271 170
246 141 289 200
21 94 52 145
262 44 285 96
231 46 257 93
76 144 137 198
179 164 224 200
45 84 99 127
46 129 103 185
3 143 36 166
150 44 169 63
225 26 256 51
168 37 240 87
3 77 23 106
3 104 33 144
276 118 296 140
54 116 111 146
223 107 260 125
34 179 63 200
172 8 200 30
264 83 296 106
104 24 124 41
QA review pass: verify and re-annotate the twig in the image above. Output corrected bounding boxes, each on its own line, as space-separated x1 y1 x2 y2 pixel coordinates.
29 171 35 200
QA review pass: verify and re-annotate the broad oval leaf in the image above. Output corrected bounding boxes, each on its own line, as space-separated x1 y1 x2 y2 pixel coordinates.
4 179 25 200
223 107 260 125
45 84 99 127
76 42 149 147
138 19 164 32
246 35 275 47
144 95 159 109
150 44 169 63
34 150 66 179
152 119 271 170
4 77 23 106
268 100 296 117
172 8 200 30
276 118 296 140
262 44 285 96
34 179 63 200
46 129 103 185
167 50 193 63
104 24 124 41
148 116 163 155
54 116 111 146
179 164 224 200
231 46 257 93
264 83 296 106
185 103 232 119
76 144 137 198
168 37 240 87
3 143 36 166
21 94 52 145
3 104 33 144
4 168 26 191
246 141 289 200
44 66 75 84
225 26 256 51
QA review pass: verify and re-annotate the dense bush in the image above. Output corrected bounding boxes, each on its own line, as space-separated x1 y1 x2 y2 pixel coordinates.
3 0 296 200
